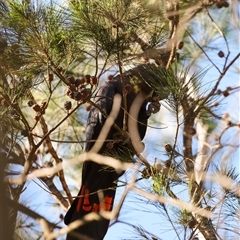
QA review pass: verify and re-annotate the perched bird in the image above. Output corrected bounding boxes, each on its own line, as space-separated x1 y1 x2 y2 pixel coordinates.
64 64 168 240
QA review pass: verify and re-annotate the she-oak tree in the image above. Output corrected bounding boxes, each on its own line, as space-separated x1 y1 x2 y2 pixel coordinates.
0 0 239 240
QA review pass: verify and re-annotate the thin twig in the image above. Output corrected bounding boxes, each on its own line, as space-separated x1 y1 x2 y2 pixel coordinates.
186 30 221 74
39 116 73 204
204 7 230 70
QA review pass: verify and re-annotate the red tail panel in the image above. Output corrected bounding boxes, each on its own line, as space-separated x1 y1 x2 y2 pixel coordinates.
76 185 113 213
76 185 85 212
103 196 113 211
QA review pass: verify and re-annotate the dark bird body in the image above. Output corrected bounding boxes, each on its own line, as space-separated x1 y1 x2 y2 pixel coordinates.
64 64 162 240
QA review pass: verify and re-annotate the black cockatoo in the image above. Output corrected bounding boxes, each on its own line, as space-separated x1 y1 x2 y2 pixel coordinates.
64 64 168 240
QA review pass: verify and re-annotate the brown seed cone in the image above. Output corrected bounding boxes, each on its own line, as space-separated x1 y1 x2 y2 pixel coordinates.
177 41 184 50
56 67 63 73
165 159 172 168
74 78 82 87
108 75 114 81
216 1 224 8
33 104 41 112
85 75 91 83
80 77 86 84
64 101 72 110
66 76 75 84
222 1 229 7
48 73 54 82
164 143 173 153
223 90 230 97
85 104 92 111
90 76 98 85
34 115 40 121
80 88 91 99
21 129 28 137
69 84 77 92
218 51 224 58
227 120 232 127
155 163 163 172
27 100 34 107
73 92 82 101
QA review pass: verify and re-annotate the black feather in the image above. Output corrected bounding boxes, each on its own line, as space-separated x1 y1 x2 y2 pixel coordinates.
64 64 166 240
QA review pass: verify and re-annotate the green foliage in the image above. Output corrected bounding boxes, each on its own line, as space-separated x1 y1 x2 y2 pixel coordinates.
176 208 196 228
103 144 135 163
68 0 168 59
137 64 171 100
0 0 83 76
159 64 211 118
152 174 165 195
